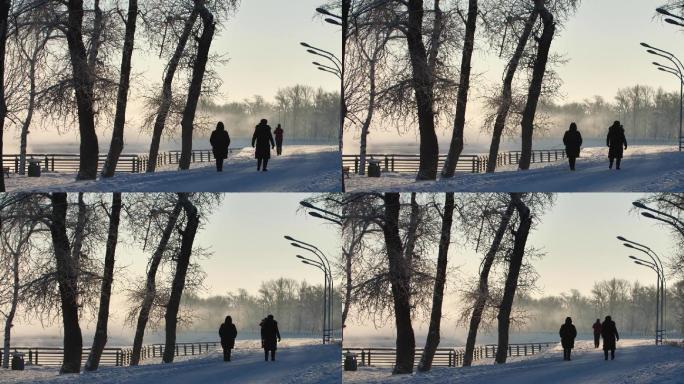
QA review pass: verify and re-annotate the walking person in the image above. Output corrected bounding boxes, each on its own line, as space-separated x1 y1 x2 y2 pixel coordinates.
592 319 602 348
274 124 284 156
218 316 237 362
601 315 620 360
260 314 281 361
607 121 628 170
209 122 231 172
559 317 577 361
252 119 275 172
562 122 583 171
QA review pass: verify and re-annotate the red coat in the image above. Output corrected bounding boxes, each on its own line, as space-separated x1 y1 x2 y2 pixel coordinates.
274 127 284 143
593 322 602 335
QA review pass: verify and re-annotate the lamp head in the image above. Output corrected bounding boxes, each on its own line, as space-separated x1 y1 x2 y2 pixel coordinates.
666 18 684 26
624 243 635 249
640 42 651 48
309 211 325 219
632 201 647 209
646 49 659 55
642 212 657 219
299 201 315 209
628 255 637 260
616 236 626 241
656 7 672 16
300 42 311 48
284 235 294 241
325 18 342 26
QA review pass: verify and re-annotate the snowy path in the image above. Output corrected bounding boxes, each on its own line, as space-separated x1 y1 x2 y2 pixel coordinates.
347 146 684 192
343 340 684 384
5 146 341 192
1 342 341 384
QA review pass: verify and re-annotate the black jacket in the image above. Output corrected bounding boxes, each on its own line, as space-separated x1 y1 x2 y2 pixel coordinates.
559 322 578 349
601 320 619 350
260 318 281 350
210 128 231 159
219 322 237 349
563 129 583 158
607 125 627 159
252 123 275 159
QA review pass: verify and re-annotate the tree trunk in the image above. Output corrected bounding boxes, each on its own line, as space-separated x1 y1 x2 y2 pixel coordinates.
102 0 138 178
84 193 121 371
130 199 183 365
418 192 454 371
358 60 375 176
146 8 200 172
50 193 83 374
519 2 555 170
162 193 199 363
342 248 352 327
2 240 19 368
341 0 350 191
463 199 515 366
178 1 215 170
486 11 538 173
406 0 438 181
441 0 478 178
0 0 10 191
65 0 99 180
383 193 415 374
495 193 532 364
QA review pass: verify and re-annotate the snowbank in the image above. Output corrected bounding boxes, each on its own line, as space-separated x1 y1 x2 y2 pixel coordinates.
347 146 684 192
5 145 341 193
343 339 684 384
0 339 341 384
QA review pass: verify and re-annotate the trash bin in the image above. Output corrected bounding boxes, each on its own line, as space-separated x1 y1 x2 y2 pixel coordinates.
11 352 24 371
344 352 358 371
367 160 381 178
27 159 41 177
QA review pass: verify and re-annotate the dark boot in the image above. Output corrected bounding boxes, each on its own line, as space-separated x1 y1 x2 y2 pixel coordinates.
604 350 608 361
257 159 262 171
609 159 614 169
216 159 223 172
262 159 269 172
611 350 615 360
264 350 269 361
271 350 276 361
616 158 621 170
226 349 231 362
567 349 571 361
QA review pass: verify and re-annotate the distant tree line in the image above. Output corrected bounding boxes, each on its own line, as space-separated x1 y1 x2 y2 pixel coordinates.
515 278 684 336
199 85 340 142
182 278 342 335
540 85 681 140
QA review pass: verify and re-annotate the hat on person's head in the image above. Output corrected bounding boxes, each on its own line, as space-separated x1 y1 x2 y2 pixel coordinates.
260 119 268 125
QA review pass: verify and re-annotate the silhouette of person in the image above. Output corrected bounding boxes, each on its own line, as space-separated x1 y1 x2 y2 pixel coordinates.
274 124 284 156
218 315 237 362
559 317 577 361
563 122 583 171
260 314 281 361
607 121 628 170
592 319 602 348
210 122 231 172
252 119 275 172
601 315 619 360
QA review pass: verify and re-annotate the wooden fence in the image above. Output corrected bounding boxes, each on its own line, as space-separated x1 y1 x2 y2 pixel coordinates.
0 341 220 367
1 148 243 176
342 149 567 175
343 342 555 368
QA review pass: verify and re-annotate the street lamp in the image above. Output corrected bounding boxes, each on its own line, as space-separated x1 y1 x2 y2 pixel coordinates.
296 255 329 344
618 235 666 343
630 258 661 344
642 42 684 150
657 7 684 22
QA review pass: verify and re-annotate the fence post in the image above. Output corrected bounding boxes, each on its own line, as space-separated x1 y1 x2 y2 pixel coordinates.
14 156 18 173
391 156 395 172
384 156 389 171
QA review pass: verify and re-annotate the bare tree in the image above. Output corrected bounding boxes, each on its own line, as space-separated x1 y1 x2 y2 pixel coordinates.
418 192 454 371
84 193 122 371
0 0 10 191
101 0 139 178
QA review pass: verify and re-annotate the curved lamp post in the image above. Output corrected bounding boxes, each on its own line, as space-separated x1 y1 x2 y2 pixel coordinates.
296 255 329 344
629 256 661 344
642 42 684 150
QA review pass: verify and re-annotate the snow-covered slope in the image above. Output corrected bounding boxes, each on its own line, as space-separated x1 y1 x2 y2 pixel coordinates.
1 340 341 384
347 146 684 192
5 146 341 193
343 340 684 384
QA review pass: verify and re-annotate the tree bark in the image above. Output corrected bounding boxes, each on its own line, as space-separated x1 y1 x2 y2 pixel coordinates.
0 0 10 191
102 0 138 178
406 0 438 181
463 199 515 366
495 193 532 364
162 193 199 363
146 7 200 172
358 59 375 176
486 11 538 173
65 0 99 180
519 1 555 170
130 199 183 365
383 193 415 374
178 1 215 170
441 0 478 178
50 193 83 374
2 239 19 368
84 193 121 371
418 192 454 372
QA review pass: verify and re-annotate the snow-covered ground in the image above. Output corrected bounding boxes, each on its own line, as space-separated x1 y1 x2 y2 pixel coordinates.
343 340 684 383
347 145 684 192
5 146 341 192
0 339 341 384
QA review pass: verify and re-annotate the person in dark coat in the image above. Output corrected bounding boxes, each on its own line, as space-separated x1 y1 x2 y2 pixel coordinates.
607 121 628 170
559 317 578 361
592 319 602 348
562 122 583 171
252 119 275 171
601 315 619 360
218 315 237 361
209 122 231 172
260 314 281 361
274 124 284 156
